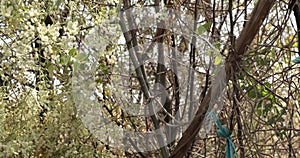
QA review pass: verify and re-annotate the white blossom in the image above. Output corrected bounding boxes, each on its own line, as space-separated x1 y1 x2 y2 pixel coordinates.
67 21 79 35
28 8 39 17
37 23 60 44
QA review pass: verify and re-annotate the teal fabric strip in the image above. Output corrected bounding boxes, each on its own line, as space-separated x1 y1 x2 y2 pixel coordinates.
207 110 238 158
293 56 300 63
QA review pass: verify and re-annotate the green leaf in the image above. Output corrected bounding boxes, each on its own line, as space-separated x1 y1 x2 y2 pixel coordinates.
263 104 273 116
69 48 76 56
60 54 69 65
214 42 221 50
196 22 211 35
257 101 263 116
257 108 262 116
46 62 54 78
247 89 257 98
261 90 268 97
202 22 212 31
214 55 222 65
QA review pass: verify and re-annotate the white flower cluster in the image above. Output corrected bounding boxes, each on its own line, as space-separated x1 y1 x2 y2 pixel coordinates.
66 21 79 36
37 23 60 45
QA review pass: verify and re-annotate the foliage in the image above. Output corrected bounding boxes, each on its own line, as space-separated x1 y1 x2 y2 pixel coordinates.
0 0 299 157
0 0 119 157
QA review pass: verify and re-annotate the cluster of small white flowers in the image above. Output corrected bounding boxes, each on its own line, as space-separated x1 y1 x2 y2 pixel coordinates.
27 8 39 17
37 23 60 45
66 21 79 36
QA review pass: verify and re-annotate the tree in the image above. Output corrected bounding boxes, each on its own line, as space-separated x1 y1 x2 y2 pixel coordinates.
1 0 299 157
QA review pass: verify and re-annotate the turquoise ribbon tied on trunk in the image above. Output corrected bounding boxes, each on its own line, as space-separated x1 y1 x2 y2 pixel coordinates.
207 110 239 158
